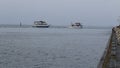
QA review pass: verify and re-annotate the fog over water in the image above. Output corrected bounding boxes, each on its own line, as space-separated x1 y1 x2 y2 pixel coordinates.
0 0 120 26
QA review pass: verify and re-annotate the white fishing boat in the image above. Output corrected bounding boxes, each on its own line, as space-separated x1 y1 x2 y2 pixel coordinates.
69 22 83 29
32 21 49 28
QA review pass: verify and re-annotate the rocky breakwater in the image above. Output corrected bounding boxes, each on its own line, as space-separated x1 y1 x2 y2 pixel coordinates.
113 25 120 45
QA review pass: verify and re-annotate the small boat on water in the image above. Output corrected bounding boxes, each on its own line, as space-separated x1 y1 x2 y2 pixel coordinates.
69 22 83 29
32 21 49 28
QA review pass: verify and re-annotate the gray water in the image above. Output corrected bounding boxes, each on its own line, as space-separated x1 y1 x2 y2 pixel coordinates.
0 28 111 68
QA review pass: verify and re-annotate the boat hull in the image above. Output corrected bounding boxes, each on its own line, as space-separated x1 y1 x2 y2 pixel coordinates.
32 25 49 28
69 26 82 29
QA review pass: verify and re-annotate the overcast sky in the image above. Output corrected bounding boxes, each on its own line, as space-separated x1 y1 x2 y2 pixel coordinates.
0 0 120 26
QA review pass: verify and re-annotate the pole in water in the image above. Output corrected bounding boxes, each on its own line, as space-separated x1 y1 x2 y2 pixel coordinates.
20 22 22 27
117 16 120 26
